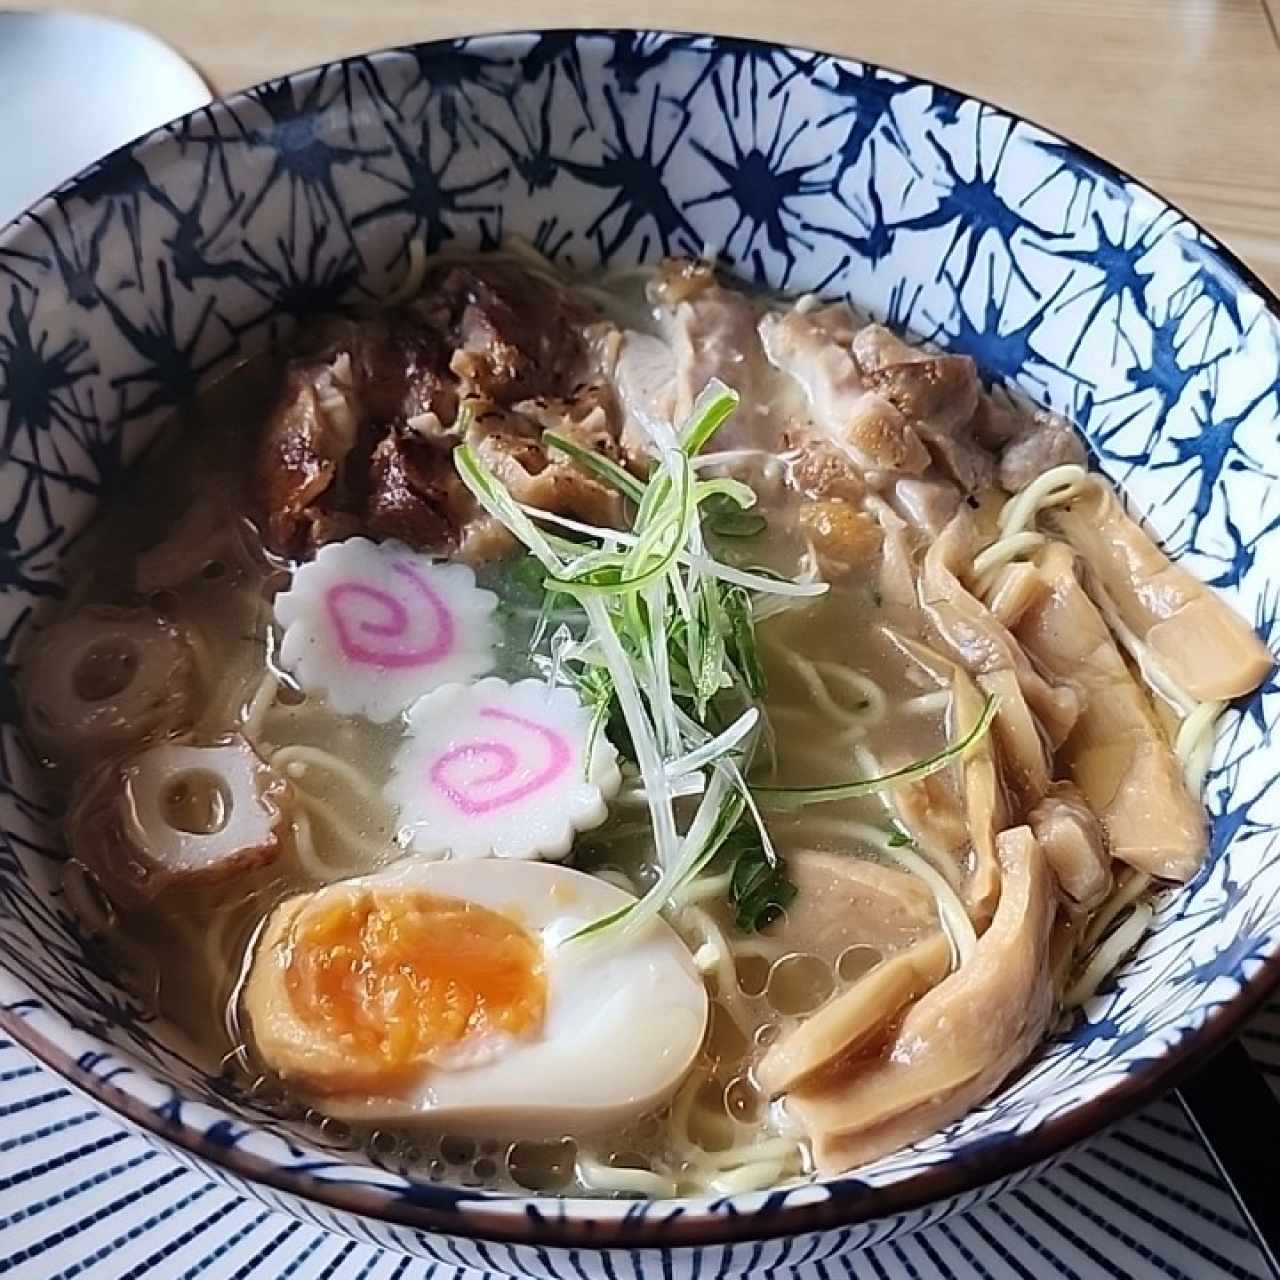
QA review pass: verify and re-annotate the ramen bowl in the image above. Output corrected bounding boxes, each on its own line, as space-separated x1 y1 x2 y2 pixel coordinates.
1 29 1278 1276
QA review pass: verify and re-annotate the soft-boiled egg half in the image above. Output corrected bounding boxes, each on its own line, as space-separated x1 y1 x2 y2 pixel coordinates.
243 859 708 1137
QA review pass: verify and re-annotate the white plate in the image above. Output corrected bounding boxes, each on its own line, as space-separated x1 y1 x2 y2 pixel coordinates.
0 10 211 225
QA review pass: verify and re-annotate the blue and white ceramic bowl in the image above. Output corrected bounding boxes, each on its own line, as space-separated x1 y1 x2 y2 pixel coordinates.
1 29 1278 1277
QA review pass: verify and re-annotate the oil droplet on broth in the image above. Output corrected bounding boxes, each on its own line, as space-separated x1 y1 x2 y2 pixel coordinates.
724 1075 763 1125
837 944 882 984
767 953 835 1016
506 1138 577 1192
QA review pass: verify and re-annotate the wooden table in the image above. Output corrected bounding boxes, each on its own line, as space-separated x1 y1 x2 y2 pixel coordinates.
24 0 1280 292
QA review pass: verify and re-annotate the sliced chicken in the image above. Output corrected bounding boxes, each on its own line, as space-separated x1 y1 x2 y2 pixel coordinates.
848 322 918 373
851 323 991 494
999 409 1086 493
921 512 1078 799
861 356 990 494
890 477 962 537
766 851 940 965
759 310 930 476
1049 478 1271 701
514 384 623 462
796 502 882 578
257 352 364 555
258 258 597 556
466 411 623 529
650 260 778 450
1028 782 1112 911
1015 541 1206 881
785 432 867 505
599 328 676 458
967 393 1024 450
759 933 951 1094
785 825 1056 1173
421 260 588 403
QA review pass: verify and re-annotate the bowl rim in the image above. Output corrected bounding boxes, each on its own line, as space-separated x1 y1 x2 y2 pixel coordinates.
2 23 1279 1253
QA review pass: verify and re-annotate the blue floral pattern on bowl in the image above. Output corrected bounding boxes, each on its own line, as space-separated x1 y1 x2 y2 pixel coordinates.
1 29 1278 1277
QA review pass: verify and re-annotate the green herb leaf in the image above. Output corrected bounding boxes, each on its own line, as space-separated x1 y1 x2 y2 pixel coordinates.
708 510 768 538
727 828 796 932
886 828 913 848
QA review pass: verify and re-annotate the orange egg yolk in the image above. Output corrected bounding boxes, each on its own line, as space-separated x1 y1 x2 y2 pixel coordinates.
284 889 546 1091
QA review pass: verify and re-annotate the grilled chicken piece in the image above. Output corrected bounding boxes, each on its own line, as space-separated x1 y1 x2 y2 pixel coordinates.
759 309 931 476
998 409 1086 492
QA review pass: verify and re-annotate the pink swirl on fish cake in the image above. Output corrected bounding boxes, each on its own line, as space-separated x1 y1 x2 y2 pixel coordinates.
428 707 571 816
325 561 455 669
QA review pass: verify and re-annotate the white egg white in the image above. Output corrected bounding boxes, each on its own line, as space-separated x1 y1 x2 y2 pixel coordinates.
244 858 709 1138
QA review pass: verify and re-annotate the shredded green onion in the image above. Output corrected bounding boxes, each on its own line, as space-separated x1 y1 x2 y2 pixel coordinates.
755 695 1000 811
543 431 647 504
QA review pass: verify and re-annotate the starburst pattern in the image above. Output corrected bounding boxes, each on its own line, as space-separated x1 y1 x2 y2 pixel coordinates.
555 84 698 262
894 111 1066 297
352 120 508 272
685 73 829 284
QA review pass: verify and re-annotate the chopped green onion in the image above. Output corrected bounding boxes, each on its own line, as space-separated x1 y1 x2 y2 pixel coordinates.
722 585 766 698
681 379 741 456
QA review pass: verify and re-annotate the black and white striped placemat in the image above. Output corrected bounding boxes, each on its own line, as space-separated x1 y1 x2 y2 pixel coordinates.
2 1031 1276 1280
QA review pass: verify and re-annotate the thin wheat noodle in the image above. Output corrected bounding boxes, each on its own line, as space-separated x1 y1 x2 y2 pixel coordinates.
575 1156 677 1198
997 463 1088 537
764 643 878 730
241 670 278 744
270 744 388 813
670 869 734 907
972 531 1046 596
385 239 428 304
1066 903 1154 1008
1175 699 1224 795
295 789 387 858
680 905 753 1033
707 1159 787 1194
901 689 952 716
1082 870 1153 952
